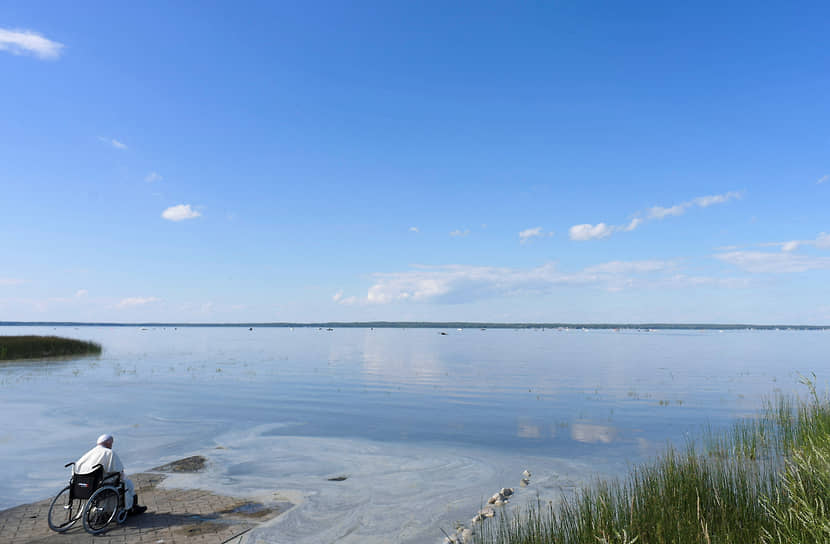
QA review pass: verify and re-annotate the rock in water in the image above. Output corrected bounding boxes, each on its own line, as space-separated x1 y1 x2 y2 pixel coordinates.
479 506 496 518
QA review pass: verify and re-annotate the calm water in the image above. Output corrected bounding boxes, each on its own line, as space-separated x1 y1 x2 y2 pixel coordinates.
1 326 827 543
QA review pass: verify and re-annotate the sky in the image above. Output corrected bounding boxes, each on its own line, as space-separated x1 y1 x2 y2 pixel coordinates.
1 1 829 324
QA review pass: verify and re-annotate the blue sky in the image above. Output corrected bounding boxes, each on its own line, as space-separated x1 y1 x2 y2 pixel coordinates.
1 2 828 324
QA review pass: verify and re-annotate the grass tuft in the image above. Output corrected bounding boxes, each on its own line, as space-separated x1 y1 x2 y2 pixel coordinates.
0 335 101 361
474 376 830 544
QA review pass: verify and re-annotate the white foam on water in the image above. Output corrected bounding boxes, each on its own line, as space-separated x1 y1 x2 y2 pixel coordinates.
159 424 599 544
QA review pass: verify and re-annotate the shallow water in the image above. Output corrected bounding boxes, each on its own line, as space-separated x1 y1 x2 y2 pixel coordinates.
0 326 827 542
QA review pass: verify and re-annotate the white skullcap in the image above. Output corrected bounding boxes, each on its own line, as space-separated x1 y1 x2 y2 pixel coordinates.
97 434 113 445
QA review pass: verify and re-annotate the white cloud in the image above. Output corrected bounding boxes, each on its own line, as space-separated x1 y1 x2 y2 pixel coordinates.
622 218 643 232
572 191 742 241
693 191 742 208
0 28 64 59
817 174 829 185
75 289 88 298
99 137 127 150
409 226 419 233
715 251 830 274
365 263 562 304
332 290 359 305
569 223 613 241
162 204 201 221
762 232 830 253
0 277 24 286
339 258 726 305
145 172 162 183
450 229 470 237
648 204 686 219
663 274 751 289
582 260 675 275
647 191 741 219
518 226 553 244
117 296 160 308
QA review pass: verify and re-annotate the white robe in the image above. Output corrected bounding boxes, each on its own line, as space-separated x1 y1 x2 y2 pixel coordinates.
75 445 135 509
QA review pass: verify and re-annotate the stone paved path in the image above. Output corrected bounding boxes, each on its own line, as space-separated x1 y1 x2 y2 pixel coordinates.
0 471 284 544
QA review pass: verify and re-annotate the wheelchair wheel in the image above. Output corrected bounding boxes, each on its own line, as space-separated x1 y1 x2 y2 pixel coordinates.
82 486 119 534
47 485 84 532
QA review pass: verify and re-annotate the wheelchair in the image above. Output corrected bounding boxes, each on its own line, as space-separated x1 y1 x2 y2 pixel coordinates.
47 461 129 534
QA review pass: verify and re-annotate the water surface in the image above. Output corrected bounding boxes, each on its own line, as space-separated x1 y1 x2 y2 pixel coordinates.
0 326 826 543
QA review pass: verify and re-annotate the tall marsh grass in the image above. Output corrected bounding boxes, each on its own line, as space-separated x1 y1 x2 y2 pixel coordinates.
474 376 830 544
0 335 101 361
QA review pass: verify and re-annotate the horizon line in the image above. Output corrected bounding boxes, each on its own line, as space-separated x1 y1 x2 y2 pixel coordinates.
1 321 828 330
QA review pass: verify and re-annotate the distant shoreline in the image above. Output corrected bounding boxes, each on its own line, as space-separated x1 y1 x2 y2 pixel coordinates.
1 321 828 330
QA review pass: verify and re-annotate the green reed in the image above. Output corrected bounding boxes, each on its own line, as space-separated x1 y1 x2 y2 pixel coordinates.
474 376 830 544
0 335 101 360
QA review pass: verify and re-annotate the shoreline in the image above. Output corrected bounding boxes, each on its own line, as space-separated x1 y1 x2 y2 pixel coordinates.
0 456 289 544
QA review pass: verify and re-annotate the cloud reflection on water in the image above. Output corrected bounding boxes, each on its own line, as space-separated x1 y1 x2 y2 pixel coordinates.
571 422 618 444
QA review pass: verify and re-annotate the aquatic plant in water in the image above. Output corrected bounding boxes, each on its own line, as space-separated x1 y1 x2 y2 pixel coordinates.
473 375 830 544
0 336 101 361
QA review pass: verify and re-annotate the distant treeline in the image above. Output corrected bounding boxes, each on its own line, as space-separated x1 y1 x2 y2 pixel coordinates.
0 336 102 361
1 321 828 330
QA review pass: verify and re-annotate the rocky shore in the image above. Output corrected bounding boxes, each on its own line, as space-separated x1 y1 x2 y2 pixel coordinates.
0 456 289 544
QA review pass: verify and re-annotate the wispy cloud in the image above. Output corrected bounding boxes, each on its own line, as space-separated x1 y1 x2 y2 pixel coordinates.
0 28 64 59
75 289 88 298
333 290 358 305
0 277 24 286
145 172 162 183
117 296 160 308
569 223 614 241
162 204 201 221
817 174 829 185
761 232 830 253
648 205 686 219
518 227 553 244
622 218 643 232
662 274 751 289
570 191 742 241
692 192 742 208
648 191 742 219
333 259 740 305
409 226 419 233
450 229 470 237
99 137 127 150
582 260 675 275
715 251 830 274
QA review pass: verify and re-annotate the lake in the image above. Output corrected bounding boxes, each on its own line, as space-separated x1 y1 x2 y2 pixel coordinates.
0 326 826 543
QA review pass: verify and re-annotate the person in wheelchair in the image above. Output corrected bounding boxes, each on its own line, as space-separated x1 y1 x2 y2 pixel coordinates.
75 434 147 516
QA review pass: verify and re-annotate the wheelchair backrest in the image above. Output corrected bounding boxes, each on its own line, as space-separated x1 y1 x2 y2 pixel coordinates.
70 465 103 500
